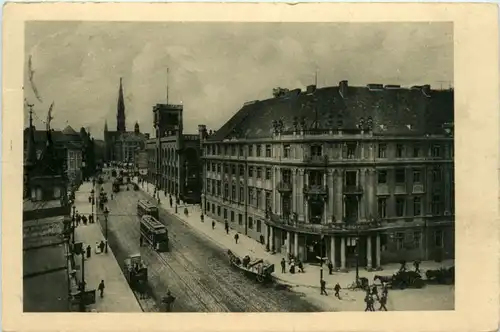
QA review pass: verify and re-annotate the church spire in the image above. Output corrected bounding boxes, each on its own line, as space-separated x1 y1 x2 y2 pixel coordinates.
26 102 37 165
117 77 126 132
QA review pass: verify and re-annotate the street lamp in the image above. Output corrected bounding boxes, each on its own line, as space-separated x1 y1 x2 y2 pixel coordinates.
104 207 109 253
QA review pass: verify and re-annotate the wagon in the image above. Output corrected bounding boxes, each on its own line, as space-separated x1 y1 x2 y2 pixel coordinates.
391 271 425 289
227 249 275 283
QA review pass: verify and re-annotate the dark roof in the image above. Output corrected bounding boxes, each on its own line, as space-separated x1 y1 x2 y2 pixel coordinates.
61 125 78 135
210 83 454 140
24 128 83 144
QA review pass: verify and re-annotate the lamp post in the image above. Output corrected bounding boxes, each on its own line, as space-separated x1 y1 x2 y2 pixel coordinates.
90 188 95 222
79 247 86 312
104 207 109 253
72 205 76 244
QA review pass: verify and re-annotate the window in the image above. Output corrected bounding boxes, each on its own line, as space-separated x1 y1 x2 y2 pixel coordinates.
248 145 253 156
413 197 422 216
311 145 323 156
284 144 291 158
230 211 235 222
256 145 262 157
238 214 243 225
223 208 228 219
282 169 292 184
377 170 387 184
248 217 254 229
256 220 262 232
248 166 254 177
224 164 229 174
207 181 212 194
378 197 387 218
224 145 229 156
395 232 404 250
432 168 442 182
239 165 244 177
265 191 272 209
431 195 442 215
378 144 387 158
432 145 441 158
206 163 210 172
217 164 221 173
256 190 262 208
396 197 406 217
413 231 422 249
211 204 215 213
231 164 236 175
217 205 221 216
239 186 244 203
413 170 421 183
212 163 216 172
239 146 244 157
248 187 254 205
231 185 236 201
434 230 444 247
265 145 272 157
256 167 262 179
345 171 357 186
231 145 236 156
396 144 404 158
395 169 406 183
346 143 356 159
265 168 272 180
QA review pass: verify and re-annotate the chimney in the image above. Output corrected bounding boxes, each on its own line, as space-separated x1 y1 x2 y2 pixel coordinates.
339 80 348 98
306 85 317 94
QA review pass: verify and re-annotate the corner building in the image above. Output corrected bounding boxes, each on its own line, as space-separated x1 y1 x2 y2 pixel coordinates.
201 81 454 270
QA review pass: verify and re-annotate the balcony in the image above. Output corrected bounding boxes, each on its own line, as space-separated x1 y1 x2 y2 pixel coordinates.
303 184 328 201
276 181 293 193
303 154 329 165
343 185 364 195
266 212 384 235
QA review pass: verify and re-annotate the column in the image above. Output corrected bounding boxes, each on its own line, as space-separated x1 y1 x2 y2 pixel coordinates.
327 170 334 222
304 199 309 223
276 168 281 215
294 232 299 257
269 226 274 250
375 234 381 268
323 173 328 224
359 169 366 220
330 236 336 268
299 170 305 219
340 237 346 269
366 235 372 269
335 170 343 222
286 231 291 256
292 169 297 213
272 166 277 213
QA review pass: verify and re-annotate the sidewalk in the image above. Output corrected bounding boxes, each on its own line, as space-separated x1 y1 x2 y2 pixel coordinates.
135 178 454 291
72 182 142 312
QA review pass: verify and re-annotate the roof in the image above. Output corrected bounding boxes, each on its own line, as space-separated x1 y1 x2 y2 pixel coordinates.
209 83 454 140
61 125 78 136
24 128 82 143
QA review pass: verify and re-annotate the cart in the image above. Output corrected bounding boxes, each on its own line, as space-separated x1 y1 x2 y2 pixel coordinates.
227 249 275 283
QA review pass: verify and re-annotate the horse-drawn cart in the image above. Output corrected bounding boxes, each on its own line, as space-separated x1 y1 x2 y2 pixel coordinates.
227 250 275 283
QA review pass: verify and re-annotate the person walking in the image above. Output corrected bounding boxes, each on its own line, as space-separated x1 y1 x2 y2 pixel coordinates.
224 220 229 235
86 245 91 259
379 294 388 311
371 285 379 300
200 214 204 223
320 279 328 296
399 260 407 272
212 220 215 230
280 258 286 273
98 280 105 298
99 240 106 253
413 260 421 274
364 294 374 311
328 260 334 275
234 233 239 244
334 282 341 299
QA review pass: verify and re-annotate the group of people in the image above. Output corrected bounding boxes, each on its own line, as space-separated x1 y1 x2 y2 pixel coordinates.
74 211 95 226
280 254 305 274
364 283 389 311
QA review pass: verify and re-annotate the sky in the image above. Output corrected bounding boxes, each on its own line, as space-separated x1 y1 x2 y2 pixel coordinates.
24 22 453 139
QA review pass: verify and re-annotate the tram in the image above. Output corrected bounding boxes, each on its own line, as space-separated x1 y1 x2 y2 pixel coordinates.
137 199 159 219
140 215 169 252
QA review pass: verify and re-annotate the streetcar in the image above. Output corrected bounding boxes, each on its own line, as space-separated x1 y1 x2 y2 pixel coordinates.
140 215 169 252
137 199 159 219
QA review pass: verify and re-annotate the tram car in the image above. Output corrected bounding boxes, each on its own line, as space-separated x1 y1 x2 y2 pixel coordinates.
123 253 148 291
137 199 159 219
140 215 169 252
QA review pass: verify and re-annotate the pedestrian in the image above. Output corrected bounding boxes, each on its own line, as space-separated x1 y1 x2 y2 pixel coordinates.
200 214 204 223
413 259 421 274
88 196 91 203
98 280 105 298
86 245 91 258
371 284 379 300
399 260 407 272
99 240 105 253
82 216 87 226
382 284 389 298
320 279 328 296
212 221 215 230
224 220 229 234
328 260 334 275
259 234 265 245
281 258 286 273
379 294 388 311
234 233 239 244
364 294 374 312
297 260 304 273
163 290 176 312
334 282 341 299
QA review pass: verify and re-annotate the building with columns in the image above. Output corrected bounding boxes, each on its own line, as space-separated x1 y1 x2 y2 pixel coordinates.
201 81 454 270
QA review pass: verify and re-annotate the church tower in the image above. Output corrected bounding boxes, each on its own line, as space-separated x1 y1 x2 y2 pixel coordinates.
117 77 126 132
134 121 140 134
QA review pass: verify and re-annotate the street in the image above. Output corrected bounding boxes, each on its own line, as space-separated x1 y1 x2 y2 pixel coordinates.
97 178 321 312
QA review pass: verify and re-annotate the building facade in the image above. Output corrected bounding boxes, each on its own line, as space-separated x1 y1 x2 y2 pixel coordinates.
145 103 202 204
202 81 454 269
104 78 148 163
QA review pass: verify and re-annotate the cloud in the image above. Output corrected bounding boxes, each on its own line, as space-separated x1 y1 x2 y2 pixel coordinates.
24 22 453 138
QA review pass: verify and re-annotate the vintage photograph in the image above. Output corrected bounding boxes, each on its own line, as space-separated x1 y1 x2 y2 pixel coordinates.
22 21 455 313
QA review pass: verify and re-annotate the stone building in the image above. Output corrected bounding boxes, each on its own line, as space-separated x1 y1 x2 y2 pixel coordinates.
104 78 148 163
145 103 202 204
201 81 454 269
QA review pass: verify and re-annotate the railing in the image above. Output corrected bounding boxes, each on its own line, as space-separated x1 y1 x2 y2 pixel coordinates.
303 184 328 195
276 181 293 193
343 185 364 195
303 155 329 164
